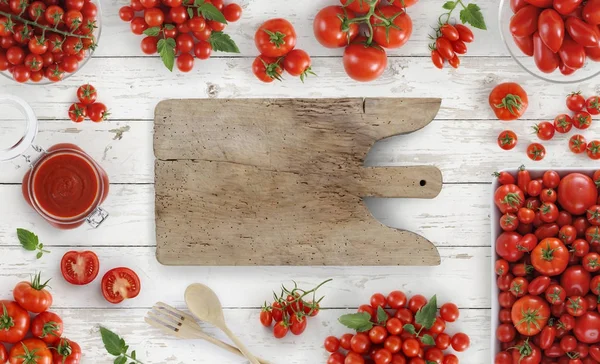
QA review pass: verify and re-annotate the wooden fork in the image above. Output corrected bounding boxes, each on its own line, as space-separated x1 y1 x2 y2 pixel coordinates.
145 302 270 364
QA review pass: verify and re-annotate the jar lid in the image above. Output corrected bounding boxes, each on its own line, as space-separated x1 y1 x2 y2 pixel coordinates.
0 95 38 162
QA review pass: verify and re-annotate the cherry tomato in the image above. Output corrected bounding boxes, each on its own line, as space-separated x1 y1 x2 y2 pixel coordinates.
273 321 288 339
67 102 87 123
533 31 560 73
533 121 555 141
498 130 518 150
343 39 387 82
252 55 283 83
431 49 444 69
313 6 359 48
259 309 272 327
369 326 388 344
510 6 541 37
402 338 419 357
387 291 407 309
497 323 516 343
588 141 600 160
370 6 413 49
407 295 427 313
450 333 469 352
527 143 546 161
351 333 371 354
119 6 134 21
435 37 454 60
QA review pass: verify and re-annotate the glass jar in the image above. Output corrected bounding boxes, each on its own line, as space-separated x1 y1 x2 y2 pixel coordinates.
0 95 109 229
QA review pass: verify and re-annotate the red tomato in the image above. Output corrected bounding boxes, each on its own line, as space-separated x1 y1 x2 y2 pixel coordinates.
512 295 550 336
387 291 407 309
583 252 600 272
527 143 546 161
511 6 542 37
193 41 211 60
252 55 283 83
582 0 600 25
498 130 518 150
343 40 387 82
87 102 109 122
370 6 412 49
340 0 380 13
538 9 564 53
407 295 427 313
558 173 598 215
0 300 29 343
553 114 572 133
497 323 517 343
140 36 158 55
313 6 359 48
289 314 307 335
489 83 529 121
52 338 81 364
101 267 141 304
518 208 536 225
533 121 555 141
431 49 444 69
60 250 99 285
531 238 569 276
67 102 86 123
559 36 586 70
533 31 559 73
255 18 296 57
119 6 134 21
273 321 288 339
567 91 586 111
13 273 52 313
435 37 454 60
222 3 242 22
31 311 63 345
369 326 388 344
495 184 525 214
566 296 587 316
351 333 372 354
497 231 524 262
510 277 529 297
588 141 600 160
566 17 599 47
9 338 51 364
586 96 600 115
144 7 164 27
561 265 591 296
501 213 519 231
528 276 551 295
386 318 403 336
574 311 600 344
402 338 420 357
567 134 588 155
546 284 566 304
513 34 535 56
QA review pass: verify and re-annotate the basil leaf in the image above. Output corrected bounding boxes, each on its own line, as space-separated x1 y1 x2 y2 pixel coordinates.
421 334 435 346
415 295 437 330
460 3 486 30
143 27 160 36
403 323 417 335
208 31 240 53
199 2 227 24
442 1 456 10
100 327 126 357
376 306 388 325
114 357 127 364
338 312 374 332
158 38 176 71
17 228 39 251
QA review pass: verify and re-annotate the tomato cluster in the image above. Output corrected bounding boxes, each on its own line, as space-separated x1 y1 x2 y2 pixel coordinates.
313 0 416 82
119 0 241 72
0 273 82 363
260 280 329 339
430 24 474 69
509 0 600 76
494 167 600 363
325 291 470 364
252 18 315 83
68 84 108 123
0 0 98 83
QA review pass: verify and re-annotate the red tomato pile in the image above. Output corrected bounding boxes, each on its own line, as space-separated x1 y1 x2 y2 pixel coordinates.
252 18 315 83
60 250 141 304
118 0 241 72
508 0 600 76
0 0 98 83
313 0 416 82
0 273 82 363
325 291 470 364
260 280 329 339
68 84 109 123
430 23 474 70
494 167 600 363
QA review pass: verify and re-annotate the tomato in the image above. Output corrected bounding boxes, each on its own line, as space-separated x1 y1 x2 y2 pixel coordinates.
435 37 454 60
101 267 141 304
559 225 577 244
64 9 83 30
582 0 600 25
13 273 52 313
0 301 30 344
118 5 134 21
531 238 569 276
511 6 541 37
407 295 427 313
252 55 283 83
451 40 467 56
80 1 96 18
402 338 419 357
282 49 313 81
559 174 598 215
501 213 519 232
513 34 535 57
313 6 359 48
528 276 550 296
52 338 81 364
45 5 64 25
219 3 241 22
559 36 586 70
343 39 387 82
495 184 525 214
499 290 517 308
345 352 365 364
533 31 559 73
588 45 600 61
448 332 469 352
24 53 42 72
169 6 187 24
9 338 51 364
67 102 86 123
384 318 402 336
370 6 412 49
489 83 528 121
591 345 600 361
259 308 272 327
143 7 164 27
583 252 600 272
574 311 600 344
573 239 590 258
539 9 565 53
497 232 524 262
511 295 550 336
351 333 371 354
289 313 307 335
62 37 83 56
60 250 100 285
369 325 388 344
45 64 64 82
565 17 598 49
588 141 600 160
551 114 572 134
324 336 341 353
495 351 512 364
273 320 288 339
511 276 529 297
561 265 591 296
567 134 588 154
30 311 63 345
255 18 296 57
540 203 559 223
497 323 516 343
11 65 30 83
565 92 585 112
518 208 536 225
539 325 556 349
533 121 555 141
498 130 518 150
527 143 546 161
584 97 600 117
449 54 461 71
384 291 406 310
6 46 25 65
518 234 538 253
567 296 588 317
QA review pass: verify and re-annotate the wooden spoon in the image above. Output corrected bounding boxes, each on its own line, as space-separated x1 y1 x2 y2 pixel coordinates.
185 283 261 364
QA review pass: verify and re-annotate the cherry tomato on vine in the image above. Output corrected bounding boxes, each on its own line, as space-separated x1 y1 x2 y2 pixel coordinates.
343 38 387 82
313 6 359 48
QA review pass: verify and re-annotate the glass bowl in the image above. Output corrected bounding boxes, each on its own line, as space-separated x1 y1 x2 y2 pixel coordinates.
0 0 102 85
498 0 600 84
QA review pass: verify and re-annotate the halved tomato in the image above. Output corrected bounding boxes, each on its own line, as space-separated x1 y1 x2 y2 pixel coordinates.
101 267 141 304
60 251 99 285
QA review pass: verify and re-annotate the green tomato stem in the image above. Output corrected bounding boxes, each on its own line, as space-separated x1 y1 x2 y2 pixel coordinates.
0 10 93 39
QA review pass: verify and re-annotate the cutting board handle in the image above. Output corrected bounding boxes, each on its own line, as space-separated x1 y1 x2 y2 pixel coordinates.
348 166 442 198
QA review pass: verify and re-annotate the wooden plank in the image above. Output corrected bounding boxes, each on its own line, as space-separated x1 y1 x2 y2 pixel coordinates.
0 183 490 248
155 98 442 266
34 307 490 363
0 57 595 121
0 246 490 308
97 0 503 58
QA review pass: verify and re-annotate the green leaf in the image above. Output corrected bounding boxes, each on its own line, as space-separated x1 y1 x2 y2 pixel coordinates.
208 31 240 53
164 24 175 30
157 38 175 71
114 356 127 364
131 351 136 360
338 312 374 332
17 228 39 251
143 27 160 36
193 0 203 5
198 2 227 24
421 334 435 346
376 306 388 325
442 1 456 10
460 3 487 30
415 295 437 330
100 327 126 356
403 323 417 335
36 252 43 259
187 7 194 19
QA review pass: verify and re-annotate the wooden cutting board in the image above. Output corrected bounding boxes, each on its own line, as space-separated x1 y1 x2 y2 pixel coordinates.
154 98 443 266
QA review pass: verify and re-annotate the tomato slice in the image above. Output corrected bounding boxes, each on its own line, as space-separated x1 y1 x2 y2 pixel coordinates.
60 251 99 285
101 267 141 304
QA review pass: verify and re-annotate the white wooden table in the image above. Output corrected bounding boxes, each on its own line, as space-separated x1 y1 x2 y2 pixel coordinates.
0 0 599 362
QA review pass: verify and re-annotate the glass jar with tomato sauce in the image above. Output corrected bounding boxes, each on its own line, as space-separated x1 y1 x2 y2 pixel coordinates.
0 95 109 229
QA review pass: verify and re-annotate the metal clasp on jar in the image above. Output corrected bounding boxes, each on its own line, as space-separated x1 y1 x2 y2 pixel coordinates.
86 207 109 228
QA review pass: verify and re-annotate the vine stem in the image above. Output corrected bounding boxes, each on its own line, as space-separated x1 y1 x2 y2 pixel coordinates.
0 10 93 39
345 0 393 45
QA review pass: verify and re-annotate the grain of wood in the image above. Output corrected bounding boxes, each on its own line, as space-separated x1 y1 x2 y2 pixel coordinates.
155 99 442 266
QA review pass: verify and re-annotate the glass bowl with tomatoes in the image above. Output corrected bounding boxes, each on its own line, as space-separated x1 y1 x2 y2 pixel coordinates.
0 0 102 84
491 167 600 363
498 0 600 84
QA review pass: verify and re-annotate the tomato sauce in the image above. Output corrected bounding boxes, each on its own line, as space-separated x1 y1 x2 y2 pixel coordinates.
22 144 109 229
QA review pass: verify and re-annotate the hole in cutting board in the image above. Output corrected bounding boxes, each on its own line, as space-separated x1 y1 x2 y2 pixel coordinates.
420 180 427 186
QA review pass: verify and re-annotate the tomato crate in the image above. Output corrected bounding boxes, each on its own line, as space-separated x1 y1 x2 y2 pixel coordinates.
491 167 600 361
